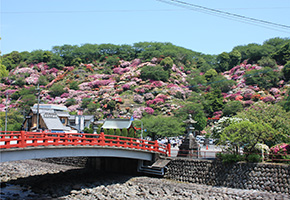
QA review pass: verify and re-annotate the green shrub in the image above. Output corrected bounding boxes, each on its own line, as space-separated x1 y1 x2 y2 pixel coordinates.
247 154 262 163
217 153 245 164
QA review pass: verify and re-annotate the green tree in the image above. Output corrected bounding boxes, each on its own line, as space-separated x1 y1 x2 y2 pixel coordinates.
271 42 290 65
140 65 169 82
0 109 23 131
244 67 280 89
174 102 204 120
0 64 9 78
108 129 115 135
81 98 92 109
204 69 218 81
236 102 290 146
65 98 77 107
38 75 49 86
210 75 236 93
221 121 275 154
257 57 276 68
193 111 207 132
229 50 241 67
202 89 224 117
69 81 79 90
142 116 185 139
282 61 290 81
49 83 66 97
216 52 230 72
115 129 121 136
222 101 243 116
128 128 135 138
122 128 128 137
86 102 100 114
160 57 174 72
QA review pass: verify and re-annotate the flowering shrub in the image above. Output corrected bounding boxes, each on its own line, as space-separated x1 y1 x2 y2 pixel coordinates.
122 84 131 90
262 96 275 103
244 100 254 106
144 93 154 100
146 98 164 106
60 93 70 98
269 143 290 163
252 94 261 101
133 94 144 104
269 88 280 95
144 107 154 115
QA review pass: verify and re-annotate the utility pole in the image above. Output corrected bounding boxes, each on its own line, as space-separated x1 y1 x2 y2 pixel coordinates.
4 93 9 132
36 84 41 131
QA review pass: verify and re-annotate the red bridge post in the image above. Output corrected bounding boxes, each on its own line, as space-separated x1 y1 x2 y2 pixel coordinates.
20 130 26 148
167 143 171 157
100 132 105 146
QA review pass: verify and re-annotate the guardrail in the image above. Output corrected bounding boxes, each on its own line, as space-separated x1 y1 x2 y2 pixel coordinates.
0 131 170 156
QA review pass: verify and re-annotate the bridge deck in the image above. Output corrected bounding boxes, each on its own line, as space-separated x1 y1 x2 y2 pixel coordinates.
0 131 170 162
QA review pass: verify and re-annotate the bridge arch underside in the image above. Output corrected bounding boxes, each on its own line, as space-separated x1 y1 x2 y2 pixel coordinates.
0 146 154 163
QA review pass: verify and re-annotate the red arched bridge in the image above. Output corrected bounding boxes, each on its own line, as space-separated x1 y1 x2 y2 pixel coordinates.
0 131 171 163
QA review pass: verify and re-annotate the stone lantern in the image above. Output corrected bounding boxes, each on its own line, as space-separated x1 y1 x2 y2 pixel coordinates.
177 114 200 158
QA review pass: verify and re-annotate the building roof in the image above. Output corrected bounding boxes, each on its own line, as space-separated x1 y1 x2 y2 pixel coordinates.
69 115 94 121
33 104 68 111
102 119 133 129
41 112 71 131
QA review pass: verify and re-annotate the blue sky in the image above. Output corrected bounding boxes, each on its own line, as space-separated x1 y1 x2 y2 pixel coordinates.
1 0 290 55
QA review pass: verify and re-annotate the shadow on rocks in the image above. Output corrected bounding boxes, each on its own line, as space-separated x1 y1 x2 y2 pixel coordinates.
1 168 135 199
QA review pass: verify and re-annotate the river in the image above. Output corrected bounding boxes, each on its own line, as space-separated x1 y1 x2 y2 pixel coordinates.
1 160 289 200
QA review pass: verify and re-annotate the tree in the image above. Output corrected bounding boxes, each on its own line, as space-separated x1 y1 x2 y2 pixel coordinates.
122 128 128 137
142 116 185 139
115 129 121 136
236 102 290 146
0 109 23 131
282 61 290 81
221 121 275 154
128 128 135 138
210 75 236 93
174 102 204 120
222 101 243 117
140 65 169 82
160 57 174 72
38 75 49 86
216 52 230 72
108 129 115 135
69 81 79 90
271 42 290 65
49 83 66 97
202 89 224 117
244 67 281 89
81 98 92 109
229 50 241 68
193 111 207 132
0 64 9 78
204 69 218 81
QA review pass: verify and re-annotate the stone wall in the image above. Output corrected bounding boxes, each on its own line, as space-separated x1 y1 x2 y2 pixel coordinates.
164 158 290 194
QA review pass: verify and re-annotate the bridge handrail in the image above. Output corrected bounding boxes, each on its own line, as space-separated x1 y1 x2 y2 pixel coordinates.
0 131 170 156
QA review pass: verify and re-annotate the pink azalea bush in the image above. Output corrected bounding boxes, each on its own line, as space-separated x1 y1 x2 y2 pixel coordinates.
262 96 275 103
269 143 290 163
144 107 154 115
133 95 144 104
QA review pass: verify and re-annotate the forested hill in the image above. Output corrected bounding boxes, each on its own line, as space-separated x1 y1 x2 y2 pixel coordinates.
0 38 290 134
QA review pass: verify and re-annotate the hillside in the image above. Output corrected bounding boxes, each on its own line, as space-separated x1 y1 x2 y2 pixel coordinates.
0 39 290 132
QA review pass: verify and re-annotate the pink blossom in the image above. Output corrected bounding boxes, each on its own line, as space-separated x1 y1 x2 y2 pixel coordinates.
144 107 154 115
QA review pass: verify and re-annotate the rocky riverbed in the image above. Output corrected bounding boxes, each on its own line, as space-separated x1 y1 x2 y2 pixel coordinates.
1 160 289 200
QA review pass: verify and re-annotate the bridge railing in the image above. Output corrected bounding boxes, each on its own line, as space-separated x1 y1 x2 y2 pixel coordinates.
0 131 170 156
